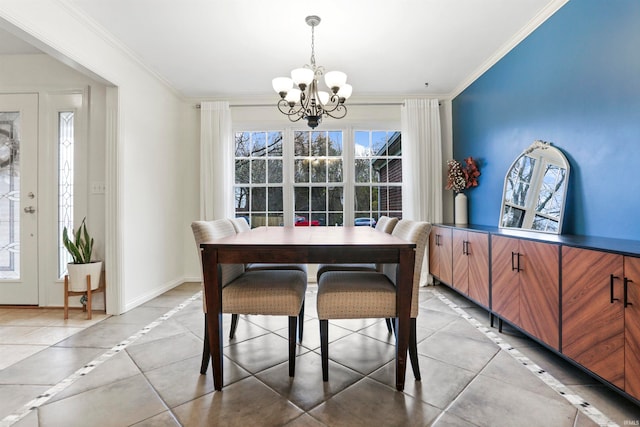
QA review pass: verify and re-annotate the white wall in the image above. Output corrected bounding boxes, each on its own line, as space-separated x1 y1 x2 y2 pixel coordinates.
0 2 194 314
182 107 201 282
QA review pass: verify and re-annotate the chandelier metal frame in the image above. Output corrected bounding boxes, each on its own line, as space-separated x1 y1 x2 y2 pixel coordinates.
272 15 352 129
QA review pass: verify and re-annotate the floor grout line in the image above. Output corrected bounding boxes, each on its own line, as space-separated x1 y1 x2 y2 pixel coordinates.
429 287 619 427
0 292 202 427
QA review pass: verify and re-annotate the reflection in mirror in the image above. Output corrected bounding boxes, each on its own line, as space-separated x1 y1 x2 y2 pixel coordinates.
500 140 569 234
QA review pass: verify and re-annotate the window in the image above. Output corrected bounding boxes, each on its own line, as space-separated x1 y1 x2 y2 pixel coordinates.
234 131 284 227
294 130 343 227
354 131 402 225
234 128 401 227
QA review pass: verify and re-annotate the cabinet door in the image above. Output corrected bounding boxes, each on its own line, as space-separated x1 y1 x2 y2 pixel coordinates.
429 229 440 279
562 246 624 388
625 256 640 399
467 231 489 308
491 235 520 325
452 229 469 294
519 240 559 349
437 227 453 285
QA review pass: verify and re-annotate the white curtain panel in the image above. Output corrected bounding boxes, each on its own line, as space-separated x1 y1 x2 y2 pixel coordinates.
200 101 234 220
401 98 443 285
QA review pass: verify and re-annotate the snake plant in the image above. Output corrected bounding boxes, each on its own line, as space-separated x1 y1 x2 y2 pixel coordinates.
62 217 94 264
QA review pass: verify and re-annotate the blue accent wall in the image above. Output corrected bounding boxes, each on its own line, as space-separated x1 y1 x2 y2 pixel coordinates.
452 0 640 240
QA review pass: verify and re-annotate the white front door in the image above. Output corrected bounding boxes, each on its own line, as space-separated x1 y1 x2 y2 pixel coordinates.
0 93 39 305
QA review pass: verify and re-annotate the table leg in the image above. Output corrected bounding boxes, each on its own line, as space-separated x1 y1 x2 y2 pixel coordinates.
202 246 224 390
395 247 415 391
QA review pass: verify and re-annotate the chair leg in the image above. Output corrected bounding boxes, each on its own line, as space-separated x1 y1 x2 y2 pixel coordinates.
200 313 211 375
298 301 305 343
385 318 393 333
288 316 297 377
229 314 239 339
390 317 397 338
320 319 329 382
409 318 421 381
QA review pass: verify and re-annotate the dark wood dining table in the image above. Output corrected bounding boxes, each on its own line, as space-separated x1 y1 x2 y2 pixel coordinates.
200 225 417 391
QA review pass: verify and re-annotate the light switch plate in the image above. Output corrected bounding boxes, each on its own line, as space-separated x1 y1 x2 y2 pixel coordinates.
90 182 106 194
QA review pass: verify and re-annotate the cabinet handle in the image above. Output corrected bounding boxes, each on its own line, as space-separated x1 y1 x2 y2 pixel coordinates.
436 234 440 246
463 240 469 255
610 274 620 303
624 278 634 308
511 252 516 271
516 252 522 272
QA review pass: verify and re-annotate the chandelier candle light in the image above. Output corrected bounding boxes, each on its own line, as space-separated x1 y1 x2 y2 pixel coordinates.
272 15 352 129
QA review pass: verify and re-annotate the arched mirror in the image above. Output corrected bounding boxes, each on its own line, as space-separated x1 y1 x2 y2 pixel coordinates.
499 140 570 234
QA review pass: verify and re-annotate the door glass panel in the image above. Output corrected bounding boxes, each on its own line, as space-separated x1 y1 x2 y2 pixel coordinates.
58 111 74 278
0 112 20 279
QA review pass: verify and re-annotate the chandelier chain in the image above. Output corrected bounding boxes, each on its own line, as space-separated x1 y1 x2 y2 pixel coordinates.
310 24 316 68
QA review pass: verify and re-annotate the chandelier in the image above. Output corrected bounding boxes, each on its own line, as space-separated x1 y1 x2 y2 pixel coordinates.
272 15 352 129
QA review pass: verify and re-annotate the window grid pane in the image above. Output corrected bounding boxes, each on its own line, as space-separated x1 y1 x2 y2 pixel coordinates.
233 128 400 228
294 130 343 227
234 131 284 227
354 130 402 224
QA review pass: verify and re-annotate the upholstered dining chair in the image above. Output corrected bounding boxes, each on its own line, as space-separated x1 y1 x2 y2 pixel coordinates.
229 217 308 275
192 219 307 377
316 219 431 381
316 215 399 332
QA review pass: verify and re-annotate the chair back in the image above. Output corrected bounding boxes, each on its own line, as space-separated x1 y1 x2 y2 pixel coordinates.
191 219 245 288
383 219 432 317
230 217 251 232
375 216 399 234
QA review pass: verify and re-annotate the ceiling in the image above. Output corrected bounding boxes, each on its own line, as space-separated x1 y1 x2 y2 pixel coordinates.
0 0 565 101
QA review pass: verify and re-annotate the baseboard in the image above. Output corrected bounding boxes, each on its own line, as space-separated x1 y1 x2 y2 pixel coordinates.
122 277 187 313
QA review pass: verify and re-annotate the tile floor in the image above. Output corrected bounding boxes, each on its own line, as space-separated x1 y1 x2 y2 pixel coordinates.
1 282 639 426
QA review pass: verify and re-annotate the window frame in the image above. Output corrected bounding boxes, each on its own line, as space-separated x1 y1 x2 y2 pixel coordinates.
232 123 401 227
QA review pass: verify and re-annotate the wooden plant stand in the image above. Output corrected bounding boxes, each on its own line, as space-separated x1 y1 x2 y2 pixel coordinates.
64 274 106 320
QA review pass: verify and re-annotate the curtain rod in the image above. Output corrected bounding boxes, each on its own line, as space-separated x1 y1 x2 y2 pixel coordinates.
195 101 411 109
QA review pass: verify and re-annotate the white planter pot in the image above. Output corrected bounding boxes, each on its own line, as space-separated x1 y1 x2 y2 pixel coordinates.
67 261 102 292
455 193 468 224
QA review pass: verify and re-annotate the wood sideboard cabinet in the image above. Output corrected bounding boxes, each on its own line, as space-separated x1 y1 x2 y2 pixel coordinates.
452 229 489 307
562 246 640 399
429 224 640 405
